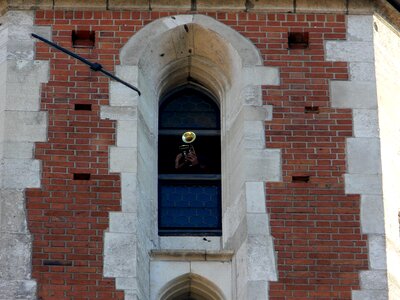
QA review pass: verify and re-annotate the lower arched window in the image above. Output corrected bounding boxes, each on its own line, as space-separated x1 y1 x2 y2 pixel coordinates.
158 84 221 236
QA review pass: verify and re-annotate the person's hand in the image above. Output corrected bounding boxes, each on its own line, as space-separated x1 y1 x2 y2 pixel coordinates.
175 153 184 169
186 152 199 166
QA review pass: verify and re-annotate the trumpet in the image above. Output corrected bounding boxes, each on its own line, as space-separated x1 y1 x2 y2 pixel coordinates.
179 131 196 158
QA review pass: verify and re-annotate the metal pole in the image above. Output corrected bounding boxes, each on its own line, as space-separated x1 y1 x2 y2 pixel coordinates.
31 33 141 96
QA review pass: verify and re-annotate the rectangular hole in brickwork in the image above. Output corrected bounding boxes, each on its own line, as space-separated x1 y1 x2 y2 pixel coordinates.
304 106 319 114
288 32 309 49
73 173 91 180
292 175 310 183
74 103 92 111
43 260 72 266
72 30 95 48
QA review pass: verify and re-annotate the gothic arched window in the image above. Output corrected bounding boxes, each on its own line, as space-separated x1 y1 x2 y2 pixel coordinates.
158 85 221 236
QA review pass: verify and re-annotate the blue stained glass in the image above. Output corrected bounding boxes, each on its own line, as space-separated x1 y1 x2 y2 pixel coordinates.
159 184 221 230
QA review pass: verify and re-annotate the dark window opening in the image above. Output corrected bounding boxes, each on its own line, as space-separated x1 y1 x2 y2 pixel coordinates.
158 85 221 236
72 30 95 48
288 32 309 49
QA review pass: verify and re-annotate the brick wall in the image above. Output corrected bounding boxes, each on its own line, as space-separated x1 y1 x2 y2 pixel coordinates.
27 10 368 299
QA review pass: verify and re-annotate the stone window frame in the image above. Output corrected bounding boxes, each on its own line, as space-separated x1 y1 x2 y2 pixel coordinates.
102 14 281 299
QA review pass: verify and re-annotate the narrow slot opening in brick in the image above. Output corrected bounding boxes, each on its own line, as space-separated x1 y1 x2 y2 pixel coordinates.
304 106 319 113
72 30 95 48
73 173 91 180
74 103 92 111
288 32 309 49
43 260 72 266
292 175 310 183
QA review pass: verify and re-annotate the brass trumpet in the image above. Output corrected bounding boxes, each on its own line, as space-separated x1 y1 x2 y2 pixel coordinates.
179 131 196 158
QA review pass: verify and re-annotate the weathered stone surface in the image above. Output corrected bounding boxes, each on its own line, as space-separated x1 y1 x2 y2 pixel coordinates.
0 279 36 300
0 189 27 233
243 66 280 86
247 280 269 300
108 0 149 9
369 234 387 270
197 0 243 10
4 111 47 142
361 195 385 234
345 174 382 195
244 121 265 149
247 235 277 281
8 0 52 10
296 0 346 12
3 142 34 159
151 0 191 10
1 159 41 188
245 182 266 214
0 233 32 280
349 62 376 81
117 120 137 148
104 232 137 277
109 212 137 233
159 236 221 251
330 81 377 109
352 289 388 300
245 149 281 182
353 109 380 138
54 0 106 10
347 138 382 174
360 270 388 290
248 0 293 11
100 106 137 120
109 147 137 173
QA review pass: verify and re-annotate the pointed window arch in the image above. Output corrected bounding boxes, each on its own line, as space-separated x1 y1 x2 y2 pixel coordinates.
158 84 221 236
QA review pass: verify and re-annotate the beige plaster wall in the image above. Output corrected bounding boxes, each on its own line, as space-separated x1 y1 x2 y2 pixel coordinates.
374 15 400 300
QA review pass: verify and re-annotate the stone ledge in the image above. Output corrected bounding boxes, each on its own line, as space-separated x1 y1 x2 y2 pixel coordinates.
150 250 234 262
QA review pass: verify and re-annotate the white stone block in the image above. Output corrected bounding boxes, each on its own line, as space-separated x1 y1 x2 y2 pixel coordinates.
109 212 137 233
247 235 277 281
243 66 280 86
162 15 194 29
191 261 232 299
347 138 382 174
115 65 139 85
0 279 36 300
0 189 27 233
245 182 266 213
2 142 34 159
247 280 269 300
241 86 262 106
347 15 374 42
247 213 270 235
110 82 139 107
325 41 374 62
344 174 382 195
109 147 137 173
361 195 385 234
6 82 40 111
349 62 375 82
352 290 388 300
117 120 137 148
245 149 281 182
7 60 49 84
244 121 265 149
159 237 221 251
0 233 32 279
353 109 379 138
104 232 137 277
330 81 377 109
100 106 137 121
1 159 41 188
368 234 387 270
4 111 47 142
150 261 190 300
360 270 388 290
121 173 137 212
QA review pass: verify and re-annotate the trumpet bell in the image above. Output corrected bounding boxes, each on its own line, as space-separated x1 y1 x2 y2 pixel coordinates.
182 131 196 144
